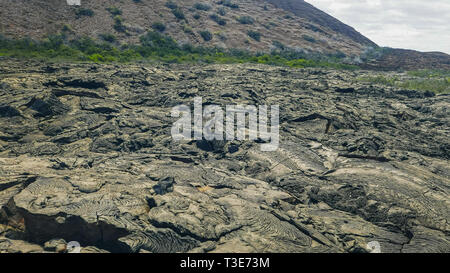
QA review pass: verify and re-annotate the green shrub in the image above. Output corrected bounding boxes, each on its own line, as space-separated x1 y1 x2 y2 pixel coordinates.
193 13 201 20
272 40 285 50
302 35 316 43
247 30 261 41
106 6 122 16
217 32 227 41
113 16 127 33
88 53 105 62
217 7 227 16
165 1 178 10
218 0 239 9
61 24 74 33
152 22 166 32
199 30 213 41
172 8 185 20
183 24 194 34
75 8 94 18
139 31 178 50
236 16 254 24
99 33 117 43
210 14 226 26
193 3 211 11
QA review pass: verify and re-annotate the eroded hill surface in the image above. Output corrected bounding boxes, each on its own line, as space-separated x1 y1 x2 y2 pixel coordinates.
0 59 449 253
0 0 373 56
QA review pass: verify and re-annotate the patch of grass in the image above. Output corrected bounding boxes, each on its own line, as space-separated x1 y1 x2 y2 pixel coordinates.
407 69 450 78
358 72 450 94
399 78 450 94
236 16 255 25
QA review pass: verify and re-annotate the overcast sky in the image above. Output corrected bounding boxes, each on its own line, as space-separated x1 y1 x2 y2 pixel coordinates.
305 0 450 54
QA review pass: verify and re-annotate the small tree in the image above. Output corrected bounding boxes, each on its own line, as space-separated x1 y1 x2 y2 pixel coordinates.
172 8 185 20
210 14 226 26
199 30 213 41
247 30 261 41
152 22 166 32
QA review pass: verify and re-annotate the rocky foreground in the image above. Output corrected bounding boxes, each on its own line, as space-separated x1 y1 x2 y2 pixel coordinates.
0 58 449 253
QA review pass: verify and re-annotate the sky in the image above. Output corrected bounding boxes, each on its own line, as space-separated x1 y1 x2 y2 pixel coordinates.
305 0 450 54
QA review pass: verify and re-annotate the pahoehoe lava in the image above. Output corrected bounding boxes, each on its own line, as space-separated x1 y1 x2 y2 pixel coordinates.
0 59 449 253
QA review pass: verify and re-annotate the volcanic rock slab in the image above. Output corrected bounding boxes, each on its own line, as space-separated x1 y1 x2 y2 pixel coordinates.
0 59 449 253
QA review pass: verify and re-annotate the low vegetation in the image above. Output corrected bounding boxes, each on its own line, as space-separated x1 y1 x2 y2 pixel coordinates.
75 8 94 19
99 33 117 43
358 70 450 94
172 8 186 20
209 14 227 26
218 0 239 9
193 3 211 11
199 31 213 41
0 33 358 70
247 30 261 41
165 1 178 10
152 22 166 32
106 6 122 16
113 16 127 33
217 7 227 16
302 35 317 43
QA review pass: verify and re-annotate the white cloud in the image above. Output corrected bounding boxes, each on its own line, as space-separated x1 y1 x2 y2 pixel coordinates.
305 0 450 54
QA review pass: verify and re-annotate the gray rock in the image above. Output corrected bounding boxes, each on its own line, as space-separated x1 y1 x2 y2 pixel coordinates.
0 60 448 253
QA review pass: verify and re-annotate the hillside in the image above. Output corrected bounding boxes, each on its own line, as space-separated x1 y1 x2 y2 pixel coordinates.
0 0 375 58
265 0 376 47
